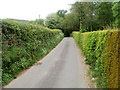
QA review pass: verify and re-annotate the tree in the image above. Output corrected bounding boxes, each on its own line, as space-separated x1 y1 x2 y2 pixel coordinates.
96 2 113 28
45 1 119 36
62 13 80 36
57 10 67 18
112 1 120 29
70 2 85 31
70 2 100 32
29 19 44 26
45 13 64 29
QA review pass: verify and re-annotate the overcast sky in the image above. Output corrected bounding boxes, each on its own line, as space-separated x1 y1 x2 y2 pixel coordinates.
0 0 77 20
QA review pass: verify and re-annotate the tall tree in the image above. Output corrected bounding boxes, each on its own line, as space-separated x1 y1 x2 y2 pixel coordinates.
62 13 80 36
70 2 85 31
45 13 64 29
57 10 67 18
112 1 120 29
96 2 113 28
70 2 100 32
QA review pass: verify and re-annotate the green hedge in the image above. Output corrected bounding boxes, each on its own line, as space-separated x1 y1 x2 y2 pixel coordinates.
72 30 119 88
2 19 64 85
71 32 80 43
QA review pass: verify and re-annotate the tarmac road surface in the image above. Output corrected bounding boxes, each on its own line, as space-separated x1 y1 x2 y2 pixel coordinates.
5 37 90 88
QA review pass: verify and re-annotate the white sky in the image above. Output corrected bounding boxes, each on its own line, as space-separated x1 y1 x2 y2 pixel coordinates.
0 0 76 20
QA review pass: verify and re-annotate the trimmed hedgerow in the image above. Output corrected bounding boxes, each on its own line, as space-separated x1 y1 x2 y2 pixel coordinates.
2 19 64 86
72 30 119 88
71 32 80 44
102 31 119 88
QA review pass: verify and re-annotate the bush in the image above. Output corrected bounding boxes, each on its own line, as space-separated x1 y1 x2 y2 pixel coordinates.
71 32 79 43
72 30 119 88
2 19 64 85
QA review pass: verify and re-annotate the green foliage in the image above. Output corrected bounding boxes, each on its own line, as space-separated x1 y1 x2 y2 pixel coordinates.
57 10 67 18
96 2 113 28
112 1 120 29
102 31 119 88
45 13 64 29
2 19 64 85
70 2 104 32
72 30 119 88
29 19 44 26
45 2 119 37
71 32 80 43
62 13 80 36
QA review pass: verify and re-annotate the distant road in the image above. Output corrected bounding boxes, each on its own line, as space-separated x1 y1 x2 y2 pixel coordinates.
5 37 90 88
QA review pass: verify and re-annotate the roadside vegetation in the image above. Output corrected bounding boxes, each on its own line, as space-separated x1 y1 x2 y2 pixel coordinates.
1 0 119 88
72 30 119 88
2 19 64 85
40 1 119 88
29 1 120 36
70 1 119 88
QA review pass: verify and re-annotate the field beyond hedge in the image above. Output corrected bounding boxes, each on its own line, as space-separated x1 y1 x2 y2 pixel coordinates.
72 30 120 88
1 19 64 85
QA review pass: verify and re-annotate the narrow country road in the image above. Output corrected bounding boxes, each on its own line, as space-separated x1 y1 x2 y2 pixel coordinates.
5 37 90 88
